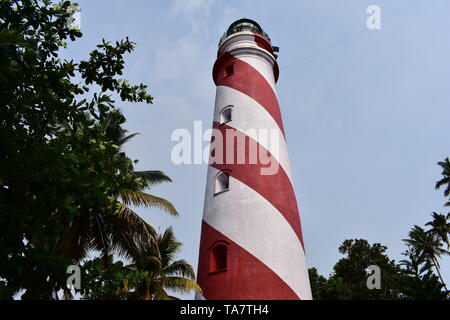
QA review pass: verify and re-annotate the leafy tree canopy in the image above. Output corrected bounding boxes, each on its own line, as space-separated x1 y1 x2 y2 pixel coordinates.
0 0 156 298
310 239 403 300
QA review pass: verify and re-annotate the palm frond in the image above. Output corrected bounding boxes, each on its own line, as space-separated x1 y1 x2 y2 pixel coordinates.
134 170 173 186
163 260 196 279
436 158 450 196
157 227 182 266
115 202 156 235
160 276 202 294
89 212 112 258
152 286 171 300
119 133 139 146
109 203 159 261
118 189 178 216
140 256 162 272
57 211 92 261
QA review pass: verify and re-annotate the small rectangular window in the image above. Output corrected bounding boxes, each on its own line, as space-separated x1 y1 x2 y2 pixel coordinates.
224 64 234 78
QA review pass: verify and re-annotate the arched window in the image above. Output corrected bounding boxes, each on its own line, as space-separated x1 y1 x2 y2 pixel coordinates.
210 243 227 272
219 105 233 125
214 171 229 195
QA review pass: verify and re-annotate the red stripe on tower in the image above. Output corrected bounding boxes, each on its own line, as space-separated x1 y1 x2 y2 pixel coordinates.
196 18 312 300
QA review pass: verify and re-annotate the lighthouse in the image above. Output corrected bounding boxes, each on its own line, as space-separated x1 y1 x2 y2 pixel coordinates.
196 19 312 300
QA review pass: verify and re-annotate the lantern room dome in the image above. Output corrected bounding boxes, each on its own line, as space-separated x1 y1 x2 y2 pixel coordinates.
219 18 271 47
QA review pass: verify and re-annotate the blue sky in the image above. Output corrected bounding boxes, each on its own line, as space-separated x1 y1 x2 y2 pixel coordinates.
64 0 450 298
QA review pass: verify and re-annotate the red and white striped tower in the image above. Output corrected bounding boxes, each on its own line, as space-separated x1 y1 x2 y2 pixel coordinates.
196 19 312 300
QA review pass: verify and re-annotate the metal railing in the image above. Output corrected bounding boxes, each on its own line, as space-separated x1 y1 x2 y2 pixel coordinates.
218 24 271 47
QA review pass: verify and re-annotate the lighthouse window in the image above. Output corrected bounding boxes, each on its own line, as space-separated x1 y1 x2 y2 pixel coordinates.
224 64 234 78
219 106 232 125
210 244 227 272
214 171 229 195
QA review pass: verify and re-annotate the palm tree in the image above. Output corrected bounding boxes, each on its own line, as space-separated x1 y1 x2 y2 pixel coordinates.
436 157 450 207
130 227 202 300
426 212 450 249
400 245 429 279
403 225 449 291
57 110 178 264
399 247 448 300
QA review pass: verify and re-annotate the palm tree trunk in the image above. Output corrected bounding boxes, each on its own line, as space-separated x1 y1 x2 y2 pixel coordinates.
432 257 448 292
